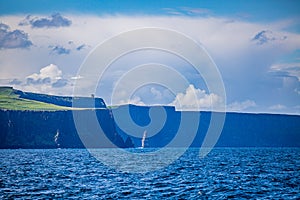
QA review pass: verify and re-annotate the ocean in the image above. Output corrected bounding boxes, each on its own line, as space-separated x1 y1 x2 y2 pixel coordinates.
1 148 299 199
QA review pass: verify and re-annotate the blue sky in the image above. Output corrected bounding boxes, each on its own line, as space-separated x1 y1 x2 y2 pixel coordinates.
1 0 300 21
0 0 300 114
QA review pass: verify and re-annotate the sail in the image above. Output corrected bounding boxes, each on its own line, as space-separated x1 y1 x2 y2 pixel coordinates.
141 130 147 148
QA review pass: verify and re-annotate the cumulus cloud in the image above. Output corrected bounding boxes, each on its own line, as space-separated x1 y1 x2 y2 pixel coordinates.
19 13 72 28
15 64 74 95
227 100 256 112
171 84 222 111
3 64 75 95
26 64 62 85
252 30 287 45
49 45 71 55
0 23 32 49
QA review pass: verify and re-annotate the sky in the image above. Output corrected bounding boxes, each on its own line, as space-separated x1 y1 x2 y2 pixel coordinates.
0 0 300 114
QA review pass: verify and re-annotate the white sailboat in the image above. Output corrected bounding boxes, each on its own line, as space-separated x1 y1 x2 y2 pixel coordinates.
141 130 147 148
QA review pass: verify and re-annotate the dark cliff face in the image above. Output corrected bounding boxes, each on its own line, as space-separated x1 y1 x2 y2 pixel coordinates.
113 105 300 148
0 110 61 148
214 112 300 147
113 105 181 148
0 109 127 149
1 106 300 149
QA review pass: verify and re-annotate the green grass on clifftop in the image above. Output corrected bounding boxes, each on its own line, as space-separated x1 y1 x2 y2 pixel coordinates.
0 87 70 111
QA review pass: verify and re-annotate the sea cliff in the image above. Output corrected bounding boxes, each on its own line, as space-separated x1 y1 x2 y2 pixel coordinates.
0 109 133 149
0 87 299 149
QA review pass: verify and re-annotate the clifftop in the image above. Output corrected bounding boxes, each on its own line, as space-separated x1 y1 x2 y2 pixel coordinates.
0 86 106 111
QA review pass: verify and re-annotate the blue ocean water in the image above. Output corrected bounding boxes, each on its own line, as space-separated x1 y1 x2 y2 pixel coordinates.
0 148 299 199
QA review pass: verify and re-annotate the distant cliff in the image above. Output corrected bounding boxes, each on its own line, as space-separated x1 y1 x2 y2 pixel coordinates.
114 105 300 148
0 86 135 148
0 106 299 149
0 86 106 110
14 87 106 108
0 87 299 149
0 109 133 149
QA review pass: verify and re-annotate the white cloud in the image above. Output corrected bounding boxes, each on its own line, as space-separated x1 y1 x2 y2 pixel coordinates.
270 62 300 81
171 84 223 111
269 104 287 110
227 100 256 112
0 15 299 79
118 95 145 106
150 87 163 100
26 64 62 81
71 75 83 80
8 64 75 96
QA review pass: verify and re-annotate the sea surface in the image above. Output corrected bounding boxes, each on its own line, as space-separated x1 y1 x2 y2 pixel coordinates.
1 148 299 199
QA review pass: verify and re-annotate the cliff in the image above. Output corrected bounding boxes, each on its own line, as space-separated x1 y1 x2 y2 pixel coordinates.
114 105 300 148
0 109 133 149
0 105 299 149
0 87 299 149
0 86 134 148
0 86 106 110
